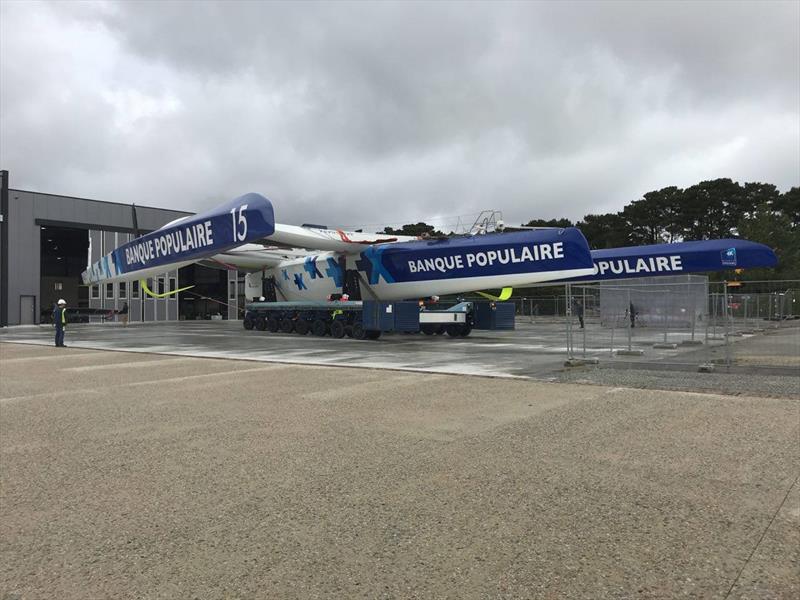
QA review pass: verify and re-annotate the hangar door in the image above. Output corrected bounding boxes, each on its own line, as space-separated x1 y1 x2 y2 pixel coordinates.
40 225 89 320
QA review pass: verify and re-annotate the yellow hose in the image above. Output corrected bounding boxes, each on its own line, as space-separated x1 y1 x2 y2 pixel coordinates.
140 279 195 298
475 287 513 301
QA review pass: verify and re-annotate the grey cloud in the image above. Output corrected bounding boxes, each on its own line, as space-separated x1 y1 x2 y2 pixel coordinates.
1 0 797 230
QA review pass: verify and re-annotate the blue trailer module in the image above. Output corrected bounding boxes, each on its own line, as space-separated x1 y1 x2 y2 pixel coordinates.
473 301 516 330
362 301 420 333
243 300 515 340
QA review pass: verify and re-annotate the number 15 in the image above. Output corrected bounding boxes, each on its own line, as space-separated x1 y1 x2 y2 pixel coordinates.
231 204 248 242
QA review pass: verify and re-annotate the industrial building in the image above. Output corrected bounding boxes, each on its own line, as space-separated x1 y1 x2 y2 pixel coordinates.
0 170 239 326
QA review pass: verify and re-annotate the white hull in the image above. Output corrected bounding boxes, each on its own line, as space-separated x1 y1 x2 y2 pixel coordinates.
265 252 595 301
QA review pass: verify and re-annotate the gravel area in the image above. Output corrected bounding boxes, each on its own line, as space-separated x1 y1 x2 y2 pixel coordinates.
556 364 800 399
1 343 798 599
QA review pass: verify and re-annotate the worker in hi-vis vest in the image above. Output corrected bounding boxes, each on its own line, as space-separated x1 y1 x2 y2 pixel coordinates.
53 299 68 347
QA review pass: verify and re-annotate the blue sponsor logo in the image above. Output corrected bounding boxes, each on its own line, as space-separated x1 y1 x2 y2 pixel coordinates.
325 258 344 287
721 247 737 267
356 246 397 284
355 229 593 284
83 193 275 283
303 256 324 279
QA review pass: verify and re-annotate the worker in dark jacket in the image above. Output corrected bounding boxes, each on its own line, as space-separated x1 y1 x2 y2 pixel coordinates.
53 299 67 347
574 299 585 329
119 301 129 326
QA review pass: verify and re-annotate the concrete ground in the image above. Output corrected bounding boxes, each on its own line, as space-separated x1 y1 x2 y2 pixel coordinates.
2 320 797 400
1 320 603 380
1 343 798 599
1 319 797 380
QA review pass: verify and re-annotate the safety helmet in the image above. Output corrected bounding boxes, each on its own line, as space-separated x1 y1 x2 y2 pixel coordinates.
57 299 66 305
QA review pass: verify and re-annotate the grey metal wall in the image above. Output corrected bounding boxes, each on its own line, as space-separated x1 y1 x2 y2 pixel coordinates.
5 191 39 325
2 186 191 325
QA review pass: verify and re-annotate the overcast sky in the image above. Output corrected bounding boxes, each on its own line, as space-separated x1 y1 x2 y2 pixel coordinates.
1 0 798 230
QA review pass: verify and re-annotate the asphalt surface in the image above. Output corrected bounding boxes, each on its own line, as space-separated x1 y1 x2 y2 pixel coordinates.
1 320 606 380
1 320 797 386
2 320 797 402
1 343 798 599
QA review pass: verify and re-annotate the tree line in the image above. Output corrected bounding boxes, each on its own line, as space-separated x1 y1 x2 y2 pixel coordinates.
382 179 799 279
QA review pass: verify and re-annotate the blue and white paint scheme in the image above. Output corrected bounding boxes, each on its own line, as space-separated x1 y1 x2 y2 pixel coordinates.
81 192 779 302
83 193 275 285
267 228 596 301
566 238 777 283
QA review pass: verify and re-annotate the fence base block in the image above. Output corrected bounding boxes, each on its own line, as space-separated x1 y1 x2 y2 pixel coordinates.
698 363 716 373
615 349 645 356
653 342 678 349
680 340 704 346
564 357 600 367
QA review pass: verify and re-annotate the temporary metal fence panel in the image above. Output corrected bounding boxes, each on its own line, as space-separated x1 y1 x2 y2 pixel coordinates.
557 278 798 371
707 282 800 371
458 279 797 371
598 275 708 329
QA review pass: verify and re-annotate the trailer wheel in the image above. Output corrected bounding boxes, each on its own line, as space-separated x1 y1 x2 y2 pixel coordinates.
266 316 280 333
280 318 294 333
351 322 367 340
295 318 310 335
366 330 381 340
311 319 328 336
435 326 446 335
422 325 436 335
446 324 462 337
460 325 472 337
330 320 346 339
243 318 254 330
255 316 267 331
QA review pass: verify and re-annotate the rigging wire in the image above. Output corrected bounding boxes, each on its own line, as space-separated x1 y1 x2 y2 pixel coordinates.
339 210 489 232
